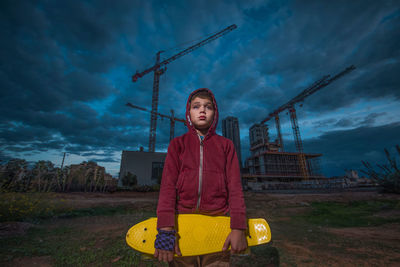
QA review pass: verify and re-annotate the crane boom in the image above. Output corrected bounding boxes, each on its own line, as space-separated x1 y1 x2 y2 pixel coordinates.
261 65 356 124
131 24 237 152
258 65 356 180
132 24 237 82
126 103 185 123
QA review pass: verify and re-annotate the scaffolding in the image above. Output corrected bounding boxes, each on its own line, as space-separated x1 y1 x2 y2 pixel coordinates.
245 151 323 181
253 66 356 183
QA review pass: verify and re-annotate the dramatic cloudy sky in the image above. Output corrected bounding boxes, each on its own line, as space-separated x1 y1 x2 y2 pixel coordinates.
1 0 399 177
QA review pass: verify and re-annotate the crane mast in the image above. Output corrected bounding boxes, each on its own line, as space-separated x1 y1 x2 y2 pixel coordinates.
274 114 283 151
132 24 237 152
288 106 308 179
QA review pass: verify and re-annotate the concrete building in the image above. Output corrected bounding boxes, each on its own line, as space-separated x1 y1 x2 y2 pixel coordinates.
249 123 280 154
243 123 324 189
249 123 269 148
245 151 322 179
118 150 167 186
222 116 243 168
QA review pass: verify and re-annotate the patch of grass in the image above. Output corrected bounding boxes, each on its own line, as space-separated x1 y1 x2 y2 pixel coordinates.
0 192 65 222
57 205 153 219
0 192 156 222
302 199 400 227
0 226 71 262
0 214 161 267
50 232 142 267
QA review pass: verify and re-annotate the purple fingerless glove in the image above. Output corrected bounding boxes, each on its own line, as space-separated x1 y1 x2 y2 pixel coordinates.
154 229 176 251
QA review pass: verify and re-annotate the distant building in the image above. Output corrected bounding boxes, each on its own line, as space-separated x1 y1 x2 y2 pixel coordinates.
222 116 243 168
118 150 167 186
345 169 359 179
249 123 269 148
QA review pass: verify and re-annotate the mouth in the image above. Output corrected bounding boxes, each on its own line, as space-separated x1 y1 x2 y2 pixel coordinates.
199 116 206 120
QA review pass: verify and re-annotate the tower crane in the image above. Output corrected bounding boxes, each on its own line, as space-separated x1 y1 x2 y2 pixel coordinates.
132 24 237 152
126 103 185 142
260 65 356 179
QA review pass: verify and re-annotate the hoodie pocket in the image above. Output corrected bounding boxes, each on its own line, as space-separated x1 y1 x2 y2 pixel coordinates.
202 170 227 208
177 168 197 204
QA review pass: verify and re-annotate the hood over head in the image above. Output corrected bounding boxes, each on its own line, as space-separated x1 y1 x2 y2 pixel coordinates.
185 88 219 136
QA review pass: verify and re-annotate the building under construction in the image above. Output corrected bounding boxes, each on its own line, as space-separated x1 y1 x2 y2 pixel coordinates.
128 22 356 191
243 124 323 186
242 66 356 190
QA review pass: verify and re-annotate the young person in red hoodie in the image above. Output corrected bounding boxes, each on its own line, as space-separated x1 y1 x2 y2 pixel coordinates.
154 88 247 266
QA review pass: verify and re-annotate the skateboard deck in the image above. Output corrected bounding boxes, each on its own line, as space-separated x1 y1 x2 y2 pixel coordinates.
126 214 271 256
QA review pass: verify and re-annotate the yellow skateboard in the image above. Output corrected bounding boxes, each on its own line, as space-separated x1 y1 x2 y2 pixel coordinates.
126 214 271 256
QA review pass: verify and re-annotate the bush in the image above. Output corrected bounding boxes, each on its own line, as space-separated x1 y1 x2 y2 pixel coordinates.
132 185 153 192
121 172 137 187
0 192 64 222
151 184 160 191
361 145 400 194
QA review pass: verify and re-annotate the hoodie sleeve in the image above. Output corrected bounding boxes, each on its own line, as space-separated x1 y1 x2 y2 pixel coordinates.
156 139 180 229
225 140 247 229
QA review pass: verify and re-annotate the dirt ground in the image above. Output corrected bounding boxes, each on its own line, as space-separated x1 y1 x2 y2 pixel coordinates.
4 190 400 266
245 191 400 266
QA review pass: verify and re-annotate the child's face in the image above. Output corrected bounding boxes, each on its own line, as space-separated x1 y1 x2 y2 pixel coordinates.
189 97 214 132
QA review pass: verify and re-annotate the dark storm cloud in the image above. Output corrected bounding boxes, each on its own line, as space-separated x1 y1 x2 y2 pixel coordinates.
310 112 388 130
291 1 400 112
1 0 399 177
359 112 387 126
0 2 152 153
88 157 119 163
303 122 400 176
81 152 106 157
205 0 400 116
313 118 338 128
334 118 355 128
0 122 55 143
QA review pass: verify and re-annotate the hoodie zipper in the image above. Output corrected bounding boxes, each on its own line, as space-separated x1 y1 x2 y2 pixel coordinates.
196 135 204 211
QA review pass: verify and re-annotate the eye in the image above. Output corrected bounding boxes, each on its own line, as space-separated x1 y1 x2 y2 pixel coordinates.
192 105 199 109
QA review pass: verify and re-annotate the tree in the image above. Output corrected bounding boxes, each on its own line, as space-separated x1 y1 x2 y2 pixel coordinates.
122 172 138 187
0 159 30 191
32 161 56 192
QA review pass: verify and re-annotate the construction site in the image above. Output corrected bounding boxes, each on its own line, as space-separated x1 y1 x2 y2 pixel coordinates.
241 65 359 191
120 24 363 191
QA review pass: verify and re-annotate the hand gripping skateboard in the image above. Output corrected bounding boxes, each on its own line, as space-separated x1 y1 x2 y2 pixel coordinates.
126 214 271 257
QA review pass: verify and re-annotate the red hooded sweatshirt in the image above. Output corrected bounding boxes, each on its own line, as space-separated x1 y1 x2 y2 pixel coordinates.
156 88 246 230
